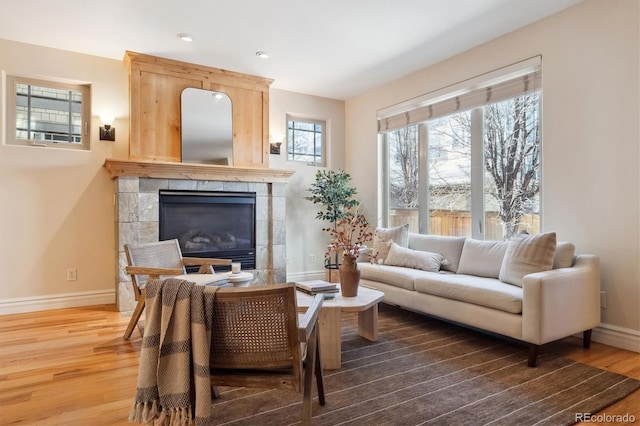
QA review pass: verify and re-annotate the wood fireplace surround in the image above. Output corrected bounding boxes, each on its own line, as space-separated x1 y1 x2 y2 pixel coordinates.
105 53 294 311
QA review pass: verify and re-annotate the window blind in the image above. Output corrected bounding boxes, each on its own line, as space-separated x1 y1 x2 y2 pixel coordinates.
378 56 542 133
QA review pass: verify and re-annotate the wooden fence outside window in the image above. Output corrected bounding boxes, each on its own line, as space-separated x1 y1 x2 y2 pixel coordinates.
389 209 539 241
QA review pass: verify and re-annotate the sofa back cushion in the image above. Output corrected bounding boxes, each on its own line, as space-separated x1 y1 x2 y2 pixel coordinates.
408 234 466 273
457 239 508 278
553 241 576 269
499 232 557 287
373 224 409 262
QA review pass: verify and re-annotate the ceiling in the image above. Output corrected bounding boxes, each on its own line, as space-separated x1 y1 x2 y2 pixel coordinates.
0 0 582 100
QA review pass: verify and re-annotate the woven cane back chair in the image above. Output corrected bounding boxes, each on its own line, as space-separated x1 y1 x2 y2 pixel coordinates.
209 283 325 425
123 239 231 339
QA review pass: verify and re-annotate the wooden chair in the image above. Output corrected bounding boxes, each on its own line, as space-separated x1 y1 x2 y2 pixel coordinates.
123 239 231 340
210 284 325 425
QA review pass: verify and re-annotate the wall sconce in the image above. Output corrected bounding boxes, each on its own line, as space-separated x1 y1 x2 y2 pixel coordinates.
99 115 116 141
270 142 282 155
270 134 284 155
99 124 116 141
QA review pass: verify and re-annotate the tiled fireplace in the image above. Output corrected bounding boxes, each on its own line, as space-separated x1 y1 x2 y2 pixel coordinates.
105 159 293 312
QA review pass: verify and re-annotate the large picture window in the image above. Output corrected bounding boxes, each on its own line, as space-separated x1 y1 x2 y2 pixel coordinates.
380 58 541 240
5 75 91 150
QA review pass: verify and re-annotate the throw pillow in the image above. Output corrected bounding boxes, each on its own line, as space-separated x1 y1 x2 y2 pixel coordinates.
373 224 409 261
408 234 466 273
499 232 557 287
384 241 447 272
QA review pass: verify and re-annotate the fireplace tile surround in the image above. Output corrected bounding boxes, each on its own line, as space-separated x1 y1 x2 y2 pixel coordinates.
108 160 293 312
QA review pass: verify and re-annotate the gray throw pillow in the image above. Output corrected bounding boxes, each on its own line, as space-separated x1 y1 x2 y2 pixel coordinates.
499 232 557 287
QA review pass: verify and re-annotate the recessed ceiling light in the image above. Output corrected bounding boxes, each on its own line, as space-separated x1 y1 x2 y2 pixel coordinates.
177 33 193 42
255 51 270 59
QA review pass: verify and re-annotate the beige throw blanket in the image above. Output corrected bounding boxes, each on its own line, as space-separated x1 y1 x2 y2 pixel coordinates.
129 277 220 425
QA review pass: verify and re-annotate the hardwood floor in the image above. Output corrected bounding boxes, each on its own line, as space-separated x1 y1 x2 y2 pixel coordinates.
0 304 638 425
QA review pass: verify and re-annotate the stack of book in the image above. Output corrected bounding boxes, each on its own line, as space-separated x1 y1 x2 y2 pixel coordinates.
295 280 338 295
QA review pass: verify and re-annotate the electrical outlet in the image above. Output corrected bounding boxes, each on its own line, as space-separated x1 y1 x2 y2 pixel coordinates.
308 254 317 263
600 291 606 309
67 268 77 281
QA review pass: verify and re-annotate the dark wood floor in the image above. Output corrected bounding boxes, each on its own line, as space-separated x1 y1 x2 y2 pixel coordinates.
0 304 638 425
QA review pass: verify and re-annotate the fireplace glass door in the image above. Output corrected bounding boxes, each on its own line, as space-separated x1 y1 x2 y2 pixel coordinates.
159 190 256 270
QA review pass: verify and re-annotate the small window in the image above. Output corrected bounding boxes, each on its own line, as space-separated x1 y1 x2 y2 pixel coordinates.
286 115 325 166
5 75 91 150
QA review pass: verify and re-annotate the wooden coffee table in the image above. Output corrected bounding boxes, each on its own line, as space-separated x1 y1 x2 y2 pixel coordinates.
296 284 385 369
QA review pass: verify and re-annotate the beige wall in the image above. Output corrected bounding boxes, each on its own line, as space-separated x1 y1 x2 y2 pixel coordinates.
0 39 129 311
269 89 346 280
0 39 346 311
345 0 640 339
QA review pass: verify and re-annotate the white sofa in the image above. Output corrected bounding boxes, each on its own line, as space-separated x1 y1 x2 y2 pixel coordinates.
358 231 601 366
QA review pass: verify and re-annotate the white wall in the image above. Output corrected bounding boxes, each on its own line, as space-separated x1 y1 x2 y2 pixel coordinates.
0 39 129 312
345 0 640 344
269 89 346 281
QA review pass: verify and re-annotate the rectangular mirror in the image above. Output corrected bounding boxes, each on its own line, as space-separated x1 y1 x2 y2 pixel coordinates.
181 88 233 165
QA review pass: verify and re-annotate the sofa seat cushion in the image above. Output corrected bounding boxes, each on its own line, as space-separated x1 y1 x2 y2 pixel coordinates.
414 274 523 314
359 262 434 291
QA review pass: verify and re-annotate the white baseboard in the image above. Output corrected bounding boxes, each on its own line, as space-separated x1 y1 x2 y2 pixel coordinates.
592 323 640 353
0 290 116 315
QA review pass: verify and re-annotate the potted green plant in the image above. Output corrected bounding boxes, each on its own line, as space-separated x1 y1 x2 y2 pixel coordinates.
305 169 358 270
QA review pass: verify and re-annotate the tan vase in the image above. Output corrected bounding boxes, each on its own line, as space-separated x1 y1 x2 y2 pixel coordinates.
339 255 360 297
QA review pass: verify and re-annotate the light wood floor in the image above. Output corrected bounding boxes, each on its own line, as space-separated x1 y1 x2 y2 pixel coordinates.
0 304 638 425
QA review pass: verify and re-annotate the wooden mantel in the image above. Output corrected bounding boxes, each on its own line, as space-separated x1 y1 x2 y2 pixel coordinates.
104 159 294 183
